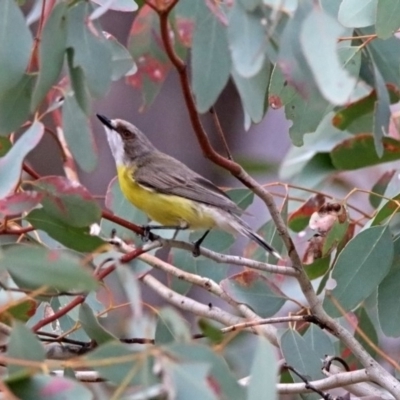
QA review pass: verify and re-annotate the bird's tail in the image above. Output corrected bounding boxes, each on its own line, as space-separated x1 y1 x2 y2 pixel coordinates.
230 214 282 260
245 230 282 260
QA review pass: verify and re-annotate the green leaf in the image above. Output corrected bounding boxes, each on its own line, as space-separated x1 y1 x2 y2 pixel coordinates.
197 319 224 344
155 307 191 345
192 0 231 112
0 191 43 218
305 256 331 280
368 52 391 157
190 229 235 253
87 342 157 386
280 329 324 393
371 172 400 226
7 322 45 376
353 307 378 358
166 343 246 400
66 49 91 115
220 271 286 317
0 298 37 325
322 220 349 256
110 266 143 327
288 194 326 233
238 0 262 11
376 0 400 39
247 196 287 264
31 3 68 112
31 176 101 228
0 74 36 135
323 226 393 317
62 93 98 172
0 245 98 292
332 85 400 132
7 375 93 400
49 297 90 342
226 188 254 211
0 121 44 199
378 236 400 336
0 0 33 96
359 27 400 86
26 208 105 252
338 0 377 27
303 323 335 358
370 170 395 209
330 134 400 170
300 8 357 105
228 1 266 78
0 137 11 156
192 257 229 284
247 336 278 400
232 62 270 124
269 64 331 147
280 112 351 181
162 361 217 400
106 33 136 81
79 303 116 344
67 2 112 98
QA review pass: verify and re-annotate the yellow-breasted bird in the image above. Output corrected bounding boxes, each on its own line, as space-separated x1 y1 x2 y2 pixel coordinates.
97 114 281 259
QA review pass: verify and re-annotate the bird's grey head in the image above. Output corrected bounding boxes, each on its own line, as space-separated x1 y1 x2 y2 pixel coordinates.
96 114 155 166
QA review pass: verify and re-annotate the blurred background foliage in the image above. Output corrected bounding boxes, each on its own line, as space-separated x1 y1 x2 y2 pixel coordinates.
1 0 400 398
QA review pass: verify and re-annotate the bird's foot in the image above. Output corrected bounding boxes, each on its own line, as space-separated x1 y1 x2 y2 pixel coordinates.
141 225 153 242
191 230 210 257
192 240 201 257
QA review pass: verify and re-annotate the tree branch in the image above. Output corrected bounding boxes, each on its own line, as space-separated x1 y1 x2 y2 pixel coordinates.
141 274 248 327
275 369 371 395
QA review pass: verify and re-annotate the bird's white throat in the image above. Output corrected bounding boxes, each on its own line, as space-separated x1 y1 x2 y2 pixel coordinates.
104 126 125 166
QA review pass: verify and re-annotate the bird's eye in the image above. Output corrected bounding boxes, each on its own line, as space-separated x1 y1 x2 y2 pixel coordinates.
120 129 132 139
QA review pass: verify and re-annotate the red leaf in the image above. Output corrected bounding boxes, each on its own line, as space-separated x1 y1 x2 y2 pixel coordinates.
288 193 326 232
30 176 101 228
0 191 43 217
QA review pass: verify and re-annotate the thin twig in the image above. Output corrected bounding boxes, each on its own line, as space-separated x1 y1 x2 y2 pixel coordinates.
27 0 48 72
22 164 41 180
210 107 232 160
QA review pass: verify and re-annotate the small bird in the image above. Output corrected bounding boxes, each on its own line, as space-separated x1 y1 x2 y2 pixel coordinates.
97 114 281 259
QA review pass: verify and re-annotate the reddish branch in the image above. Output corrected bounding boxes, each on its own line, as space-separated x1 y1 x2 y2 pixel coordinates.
27 0 48 72
145 0 241 175
31 246 151 332
101 210 146 237
31 263 117 332
0 226 35 235
145 0 300 261
22 164 41 180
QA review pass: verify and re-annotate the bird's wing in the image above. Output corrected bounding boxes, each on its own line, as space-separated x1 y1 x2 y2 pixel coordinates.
133 154 243 214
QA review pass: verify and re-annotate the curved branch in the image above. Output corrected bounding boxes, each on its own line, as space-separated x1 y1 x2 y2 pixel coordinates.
141 274 247 327
139 251 279 346
275 369 373 395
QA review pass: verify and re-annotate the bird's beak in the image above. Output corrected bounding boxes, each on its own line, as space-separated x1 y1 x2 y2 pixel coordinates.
96 114 114 130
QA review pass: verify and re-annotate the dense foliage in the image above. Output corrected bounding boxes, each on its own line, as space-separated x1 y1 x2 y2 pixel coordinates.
1 0 400 399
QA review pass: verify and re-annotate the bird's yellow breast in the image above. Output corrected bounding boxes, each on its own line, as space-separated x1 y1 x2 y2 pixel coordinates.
116 165 217 229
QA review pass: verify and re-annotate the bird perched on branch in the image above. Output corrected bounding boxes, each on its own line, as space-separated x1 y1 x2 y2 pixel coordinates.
97 114 281 259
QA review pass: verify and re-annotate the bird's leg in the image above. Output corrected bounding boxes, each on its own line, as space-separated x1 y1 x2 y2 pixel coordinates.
192 230 210 257
142 224 188 241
